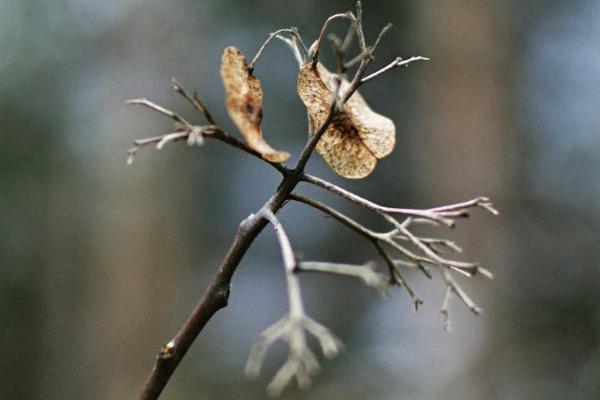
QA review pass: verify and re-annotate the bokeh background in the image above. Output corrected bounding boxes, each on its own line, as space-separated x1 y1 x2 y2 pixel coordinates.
2 0 599 399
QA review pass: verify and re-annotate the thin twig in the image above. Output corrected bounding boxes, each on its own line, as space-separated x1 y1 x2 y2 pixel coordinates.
361 56 430 83
371 23 393 54
263 210 303 315
170 78 215 125
246 210 343 395
311 12 356 62
126 98 193 129
275 34 305 68
374 242 422 310
126 99 288 174
250 28 308 71
289 194 423 306
298 261 388 295
301 173 497 226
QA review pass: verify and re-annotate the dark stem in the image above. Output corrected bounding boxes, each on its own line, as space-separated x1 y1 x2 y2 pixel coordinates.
138 172 302 400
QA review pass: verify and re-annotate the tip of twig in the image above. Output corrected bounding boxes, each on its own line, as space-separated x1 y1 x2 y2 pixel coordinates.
356 0 362 18
477 266 495 280
126 152 136 165
125 98 146 105
412 298 424 312
470 305 483 315
441 311 451 332
170 78 183 92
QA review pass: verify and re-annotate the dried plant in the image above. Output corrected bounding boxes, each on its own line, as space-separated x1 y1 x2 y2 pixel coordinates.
126 2 498 399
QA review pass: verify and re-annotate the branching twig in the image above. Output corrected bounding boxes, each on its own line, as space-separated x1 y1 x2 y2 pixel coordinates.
170 78 215 125
310 12 356 62
302 173 498 226
245 210 343 396
250 27 308 71
126 95 288 174
288 194 424 307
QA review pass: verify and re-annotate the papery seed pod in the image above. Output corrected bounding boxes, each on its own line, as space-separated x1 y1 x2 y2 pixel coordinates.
297 62 395 178
221 47 290 163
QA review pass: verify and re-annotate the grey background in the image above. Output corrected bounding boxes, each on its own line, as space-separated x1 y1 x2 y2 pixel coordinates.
1 0 599 399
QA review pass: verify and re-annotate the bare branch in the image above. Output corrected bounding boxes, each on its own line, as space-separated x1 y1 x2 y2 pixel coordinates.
170 78 215 125
289 194 423 306
442 265 487 330
302 173 497 226
298 261 388 295
275 34 305 68
440 285 453 331
361 56 430 83
371 22 393 54
310 12 356 62
374 242 422 310
244 210 343 396
250 27 308 71
127 97 288 174
126 98 193 129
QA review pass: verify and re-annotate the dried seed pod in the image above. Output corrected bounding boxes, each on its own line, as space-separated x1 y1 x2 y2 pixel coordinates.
221 47 290 163
297 62 395 178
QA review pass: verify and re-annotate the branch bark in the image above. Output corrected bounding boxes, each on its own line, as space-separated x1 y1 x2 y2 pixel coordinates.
138 213 268 400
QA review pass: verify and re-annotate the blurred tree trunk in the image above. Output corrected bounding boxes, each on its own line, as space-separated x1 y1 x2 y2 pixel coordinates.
413 2 517 398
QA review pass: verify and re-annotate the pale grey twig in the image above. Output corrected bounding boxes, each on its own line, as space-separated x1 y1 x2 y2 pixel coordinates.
371 23 393 54
298 261 388 295
275 34 305 68
125 98 193 129
440 266 489 333
361 56 430 83
245 210 343 396
310 11 356 62
301 173 498 226
288 194 424 307
250 27 308 70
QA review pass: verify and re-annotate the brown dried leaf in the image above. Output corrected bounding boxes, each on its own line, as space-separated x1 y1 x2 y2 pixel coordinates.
297 62 395 178
220 47 290 163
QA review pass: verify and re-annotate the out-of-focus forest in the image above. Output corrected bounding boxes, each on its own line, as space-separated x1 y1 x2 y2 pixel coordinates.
1 0 599 399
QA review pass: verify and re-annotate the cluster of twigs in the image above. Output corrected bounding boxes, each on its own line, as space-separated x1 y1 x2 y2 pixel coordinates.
127 2 497 399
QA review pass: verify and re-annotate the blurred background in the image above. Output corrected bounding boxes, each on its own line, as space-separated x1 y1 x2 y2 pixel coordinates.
2 0 599 399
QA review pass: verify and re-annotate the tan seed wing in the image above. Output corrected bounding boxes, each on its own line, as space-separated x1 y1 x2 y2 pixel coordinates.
316 115 378 179
220 47 289 163
346 91 395 159
297 62 395 178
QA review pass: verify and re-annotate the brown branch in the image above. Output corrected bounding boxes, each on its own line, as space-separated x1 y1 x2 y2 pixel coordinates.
139 212 268 400
288 194 423 307
126 97 288 174
170 78 215 125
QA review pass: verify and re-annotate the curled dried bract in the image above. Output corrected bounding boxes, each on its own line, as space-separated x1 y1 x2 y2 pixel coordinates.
297 62 395 178
221 47 290 163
